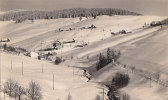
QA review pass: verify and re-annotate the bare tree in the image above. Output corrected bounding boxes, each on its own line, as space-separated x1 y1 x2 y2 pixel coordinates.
26 81 42 100
4 79 18 96
14 84 25 100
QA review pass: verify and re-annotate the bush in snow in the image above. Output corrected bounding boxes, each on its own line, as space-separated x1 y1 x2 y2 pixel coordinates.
38 56 41 60
112 73 130 88
3 44 7 50
55 56 62 65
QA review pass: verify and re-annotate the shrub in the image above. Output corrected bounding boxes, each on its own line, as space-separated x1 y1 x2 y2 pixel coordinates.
2 44 26 54
107 85 119 100
107 73 130 100
55 57 62 65
5 46 16 52
112 73 130 88
38 56 41 60
87 55 89 59
17 48 27 52
3 44 7 50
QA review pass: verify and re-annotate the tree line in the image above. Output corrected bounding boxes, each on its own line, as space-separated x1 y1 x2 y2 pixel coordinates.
0 8 142 23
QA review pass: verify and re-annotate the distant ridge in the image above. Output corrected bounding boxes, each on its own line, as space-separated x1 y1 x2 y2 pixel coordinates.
0 8 142 22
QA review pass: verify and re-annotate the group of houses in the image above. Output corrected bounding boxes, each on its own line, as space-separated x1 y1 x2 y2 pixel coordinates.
150 21 162 26
0 38 10 42
111 30 131 36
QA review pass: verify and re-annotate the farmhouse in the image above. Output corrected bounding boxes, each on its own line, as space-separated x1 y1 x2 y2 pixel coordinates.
0 38 10 42
63 39 75 44
53 41 62 49
150 21 162 26
25 52 39 58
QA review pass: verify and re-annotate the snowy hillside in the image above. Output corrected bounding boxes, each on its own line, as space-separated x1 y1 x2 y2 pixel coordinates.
0 15 166 52
0 15 168 100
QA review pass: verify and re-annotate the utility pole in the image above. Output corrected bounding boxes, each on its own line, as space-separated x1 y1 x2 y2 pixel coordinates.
3 92 5 100
103 88 104 100
53 74 54 90
41 41 42 50
73 66 74 76
0 42 2 100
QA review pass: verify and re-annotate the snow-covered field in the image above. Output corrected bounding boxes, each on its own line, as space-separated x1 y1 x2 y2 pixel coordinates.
0 15 167 52
1 53 108 100
1 15 168 100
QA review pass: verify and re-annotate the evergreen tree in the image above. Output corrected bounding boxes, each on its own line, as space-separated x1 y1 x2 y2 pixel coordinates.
107 48 112 63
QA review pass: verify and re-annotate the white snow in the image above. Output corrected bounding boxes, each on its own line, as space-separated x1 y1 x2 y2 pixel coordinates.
0 53 108 100
0 15 168 100
0 15 167 52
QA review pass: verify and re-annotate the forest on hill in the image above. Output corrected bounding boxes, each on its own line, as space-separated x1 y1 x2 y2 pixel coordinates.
0 8 141 23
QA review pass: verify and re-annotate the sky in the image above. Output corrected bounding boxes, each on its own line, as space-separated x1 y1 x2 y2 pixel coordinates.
0 0 168 16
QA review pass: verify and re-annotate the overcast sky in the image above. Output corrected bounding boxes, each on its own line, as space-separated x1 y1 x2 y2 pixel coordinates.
0 0 167 15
